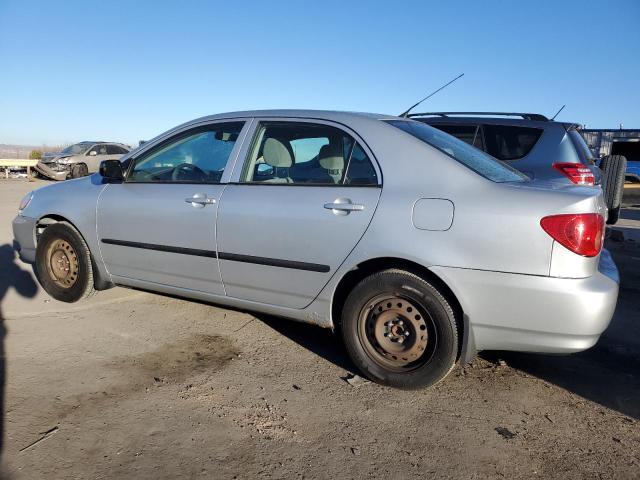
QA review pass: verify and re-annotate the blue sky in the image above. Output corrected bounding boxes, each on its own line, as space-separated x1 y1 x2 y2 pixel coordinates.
1 0 639 145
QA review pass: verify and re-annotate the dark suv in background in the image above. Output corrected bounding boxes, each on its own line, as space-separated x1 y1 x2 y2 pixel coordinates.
412 112 625 223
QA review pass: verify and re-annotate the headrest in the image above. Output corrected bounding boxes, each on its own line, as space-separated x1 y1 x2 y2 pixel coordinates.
263 138 293 168
318 144 344 171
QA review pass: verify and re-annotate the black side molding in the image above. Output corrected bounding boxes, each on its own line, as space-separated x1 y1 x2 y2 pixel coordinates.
100 239 330 273
101 238 218 258
217 252 330 273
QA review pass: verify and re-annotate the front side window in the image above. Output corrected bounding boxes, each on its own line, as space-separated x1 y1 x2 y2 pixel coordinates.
87 145 106 155
482 124 543 161
128 122 243 183
387 120 527 183
241 122 378 185
61 143 91 155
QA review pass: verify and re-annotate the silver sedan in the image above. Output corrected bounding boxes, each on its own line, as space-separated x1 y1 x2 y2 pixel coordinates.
12 110 619 388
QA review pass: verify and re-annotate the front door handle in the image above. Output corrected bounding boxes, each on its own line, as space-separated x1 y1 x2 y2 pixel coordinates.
185 193 216 207
324 198 364 215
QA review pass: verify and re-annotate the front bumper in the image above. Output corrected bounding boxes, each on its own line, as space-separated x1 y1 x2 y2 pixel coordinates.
34 161 69 181
431 253 619 354
12 215 38 263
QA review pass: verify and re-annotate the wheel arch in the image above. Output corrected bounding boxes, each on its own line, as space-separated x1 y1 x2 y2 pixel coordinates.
331 256 475 363
35 214 113 290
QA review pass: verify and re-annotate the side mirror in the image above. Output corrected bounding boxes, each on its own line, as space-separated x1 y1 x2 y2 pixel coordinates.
89 150 98 156
99 159 124 181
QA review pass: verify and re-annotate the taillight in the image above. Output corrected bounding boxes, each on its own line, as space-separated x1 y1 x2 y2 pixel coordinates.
552 162 595 185
540 213 604 257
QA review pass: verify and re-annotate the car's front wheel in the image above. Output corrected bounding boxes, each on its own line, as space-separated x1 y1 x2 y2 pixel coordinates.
70 163 89 179
341 269 459 389
35 222 95 302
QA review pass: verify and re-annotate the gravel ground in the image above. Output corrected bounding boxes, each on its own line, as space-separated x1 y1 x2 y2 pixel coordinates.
0 179 638 479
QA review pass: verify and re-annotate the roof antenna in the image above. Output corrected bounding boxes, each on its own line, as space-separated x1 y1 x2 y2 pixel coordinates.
399 73 464 118
550 104 566 121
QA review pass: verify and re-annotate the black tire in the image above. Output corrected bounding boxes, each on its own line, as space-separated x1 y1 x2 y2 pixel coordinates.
341 269 459 389
35 222 95 302
70 163 89 179
600 155 627 225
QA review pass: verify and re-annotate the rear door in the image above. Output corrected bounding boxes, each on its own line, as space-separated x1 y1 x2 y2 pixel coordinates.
216 119 382 308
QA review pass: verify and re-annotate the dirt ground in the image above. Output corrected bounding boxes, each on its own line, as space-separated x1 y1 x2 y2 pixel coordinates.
0 179 638 479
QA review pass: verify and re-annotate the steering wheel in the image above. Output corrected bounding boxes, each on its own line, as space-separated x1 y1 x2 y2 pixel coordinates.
171 163 206 181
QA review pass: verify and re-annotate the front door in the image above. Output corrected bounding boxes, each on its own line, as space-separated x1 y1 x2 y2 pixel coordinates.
85 144 116 172
97 121 247 295
217 120 382 308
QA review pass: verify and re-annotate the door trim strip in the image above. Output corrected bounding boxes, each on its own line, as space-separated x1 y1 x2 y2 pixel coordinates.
100 239 330 273
101 238 218 258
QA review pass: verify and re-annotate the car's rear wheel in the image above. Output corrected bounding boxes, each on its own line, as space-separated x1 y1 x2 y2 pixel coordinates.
341 269 458 389
600 154 627 225
70 163 89 179
35 222 95 302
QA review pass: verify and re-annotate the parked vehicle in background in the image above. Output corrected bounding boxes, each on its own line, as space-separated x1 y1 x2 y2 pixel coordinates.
13 110 619 389
611 138 640 183
411 112 626 224
580 129 640 183
35 141 130 181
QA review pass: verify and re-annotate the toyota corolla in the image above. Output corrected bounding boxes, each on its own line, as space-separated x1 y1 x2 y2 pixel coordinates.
12 110 619 388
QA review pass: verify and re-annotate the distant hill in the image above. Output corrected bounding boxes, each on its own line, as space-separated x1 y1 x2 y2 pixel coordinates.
0 144 66 159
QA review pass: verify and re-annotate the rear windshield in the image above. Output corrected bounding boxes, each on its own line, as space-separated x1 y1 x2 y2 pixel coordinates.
568 129 595 165
482 124 543 161
386 120 528 183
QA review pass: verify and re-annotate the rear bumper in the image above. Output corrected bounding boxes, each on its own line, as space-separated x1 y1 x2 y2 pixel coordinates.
34 161 68 181
12 215 37 263
431 254 619 354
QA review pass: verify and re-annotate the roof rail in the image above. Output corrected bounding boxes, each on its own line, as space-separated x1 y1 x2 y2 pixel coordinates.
407 112 550 121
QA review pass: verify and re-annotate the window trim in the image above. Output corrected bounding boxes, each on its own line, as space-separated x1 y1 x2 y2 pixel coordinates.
124 121 246 185
234 119 382 187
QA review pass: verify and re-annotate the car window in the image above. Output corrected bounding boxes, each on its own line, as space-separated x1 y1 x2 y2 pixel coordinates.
567 129 595 165
106 144 128 155
482 124 543 161
128 122 244 183
432 124 484 150
62 143 91 155
386 120 528 183
344 143 378 185
241 122 378 185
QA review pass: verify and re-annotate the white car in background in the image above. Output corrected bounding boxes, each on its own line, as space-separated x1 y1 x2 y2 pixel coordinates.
35 141 130 180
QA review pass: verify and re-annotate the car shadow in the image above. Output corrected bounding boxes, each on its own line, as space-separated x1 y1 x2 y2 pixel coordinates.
253 313 357 373
0 244 38 460
253 216 640 419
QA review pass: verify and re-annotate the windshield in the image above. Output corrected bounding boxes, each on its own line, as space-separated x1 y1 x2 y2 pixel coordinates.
386 120 528 183
61 143 92 155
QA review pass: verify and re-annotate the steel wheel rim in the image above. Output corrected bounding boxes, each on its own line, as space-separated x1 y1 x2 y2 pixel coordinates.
45 239 79 289
357 294 437 372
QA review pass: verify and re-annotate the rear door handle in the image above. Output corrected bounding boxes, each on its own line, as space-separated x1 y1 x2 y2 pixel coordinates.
324 198 364 215
185 193 216 207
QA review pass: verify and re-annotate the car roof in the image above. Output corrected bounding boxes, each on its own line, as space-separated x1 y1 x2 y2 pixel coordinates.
187 109 400 125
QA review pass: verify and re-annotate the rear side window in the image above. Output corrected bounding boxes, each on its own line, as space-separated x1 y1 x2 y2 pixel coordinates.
482 124 543 160
241 122 378 185
386 120 527 183
568 129 595 165
106 145 128 155
431 124 484 150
